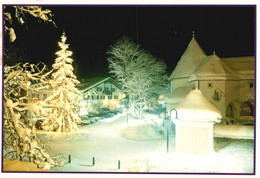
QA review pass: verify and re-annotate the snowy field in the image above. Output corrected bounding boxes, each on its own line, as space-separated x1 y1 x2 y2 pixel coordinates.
23 113 255 174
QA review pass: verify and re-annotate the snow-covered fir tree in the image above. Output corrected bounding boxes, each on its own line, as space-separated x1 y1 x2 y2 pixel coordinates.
43 32 81 132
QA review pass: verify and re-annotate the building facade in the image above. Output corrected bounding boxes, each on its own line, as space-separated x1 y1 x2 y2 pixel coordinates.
168 35 254 123
78 77 126 115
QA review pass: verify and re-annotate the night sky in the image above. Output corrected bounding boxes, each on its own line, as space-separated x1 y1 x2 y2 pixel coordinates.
6 5 255 80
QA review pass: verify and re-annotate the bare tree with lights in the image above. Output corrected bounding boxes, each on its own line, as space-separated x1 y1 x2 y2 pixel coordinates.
107 37 168 118
43 32 82 132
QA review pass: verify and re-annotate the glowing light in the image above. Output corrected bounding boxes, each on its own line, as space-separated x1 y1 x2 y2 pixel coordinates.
79 109 88 116
80 100 87 106
79 100 89 116
102 93 126 110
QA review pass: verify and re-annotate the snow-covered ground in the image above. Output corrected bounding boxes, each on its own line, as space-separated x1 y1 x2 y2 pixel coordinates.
24 112 254 174
2 112 255 175
214 124 254 139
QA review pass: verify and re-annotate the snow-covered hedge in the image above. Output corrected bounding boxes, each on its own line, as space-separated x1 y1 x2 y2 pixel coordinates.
214 124 254 139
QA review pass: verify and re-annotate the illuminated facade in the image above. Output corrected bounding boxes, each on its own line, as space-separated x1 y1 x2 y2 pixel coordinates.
79 77 125 114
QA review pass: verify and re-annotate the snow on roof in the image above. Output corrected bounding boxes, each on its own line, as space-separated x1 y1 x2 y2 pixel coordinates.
166 87 191 101
222 56 255 79
189 55 241 82
30 81 51 90
175 89 222 122
79 77 122 93
169 37 207 80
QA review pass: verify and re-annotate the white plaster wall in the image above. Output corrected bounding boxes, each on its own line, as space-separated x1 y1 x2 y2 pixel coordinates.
168 77 255 122
224 80 241 119
198 81 226 116
239 80 254 101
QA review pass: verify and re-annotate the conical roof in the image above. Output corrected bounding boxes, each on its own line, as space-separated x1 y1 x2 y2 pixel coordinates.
175 89 222 122
189 54 241 82
170 36 207 79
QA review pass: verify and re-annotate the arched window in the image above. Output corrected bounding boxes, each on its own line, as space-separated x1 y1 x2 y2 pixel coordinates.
226 104 233 118
240 102 254 116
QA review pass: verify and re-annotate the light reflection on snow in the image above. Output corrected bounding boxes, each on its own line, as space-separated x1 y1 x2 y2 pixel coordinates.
8 112 254 173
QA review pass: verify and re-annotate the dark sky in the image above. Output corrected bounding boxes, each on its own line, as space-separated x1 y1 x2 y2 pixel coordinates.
8 5 255 80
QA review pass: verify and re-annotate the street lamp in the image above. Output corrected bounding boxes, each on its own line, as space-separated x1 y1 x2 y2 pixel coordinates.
166 108 178 153
158 97 178 153
170 108 178 120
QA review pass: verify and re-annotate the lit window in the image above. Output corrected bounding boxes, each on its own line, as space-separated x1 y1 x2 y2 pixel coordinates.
240 102 254 116
32 93 39 99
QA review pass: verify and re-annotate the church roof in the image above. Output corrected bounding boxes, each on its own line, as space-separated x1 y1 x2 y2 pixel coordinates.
222 56 255 79
166 87 191 106
189 54 241 81
169 36 207 80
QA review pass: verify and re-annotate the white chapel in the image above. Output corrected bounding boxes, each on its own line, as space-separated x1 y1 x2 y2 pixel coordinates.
167 33 255 124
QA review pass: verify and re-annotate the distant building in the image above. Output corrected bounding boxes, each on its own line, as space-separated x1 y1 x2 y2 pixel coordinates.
27 81 56 119
28 82 53 102
167 34 254 123
78 77 126 115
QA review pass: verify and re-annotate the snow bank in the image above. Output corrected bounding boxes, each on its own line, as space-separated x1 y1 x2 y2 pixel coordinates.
36 130 90 142
214 124 254 139
117 123 164 141
113 114 165 141
123 141 254 173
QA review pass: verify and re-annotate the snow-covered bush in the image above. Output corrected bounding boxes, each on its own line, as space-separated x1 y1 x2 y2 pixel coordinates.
3 63 56 169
